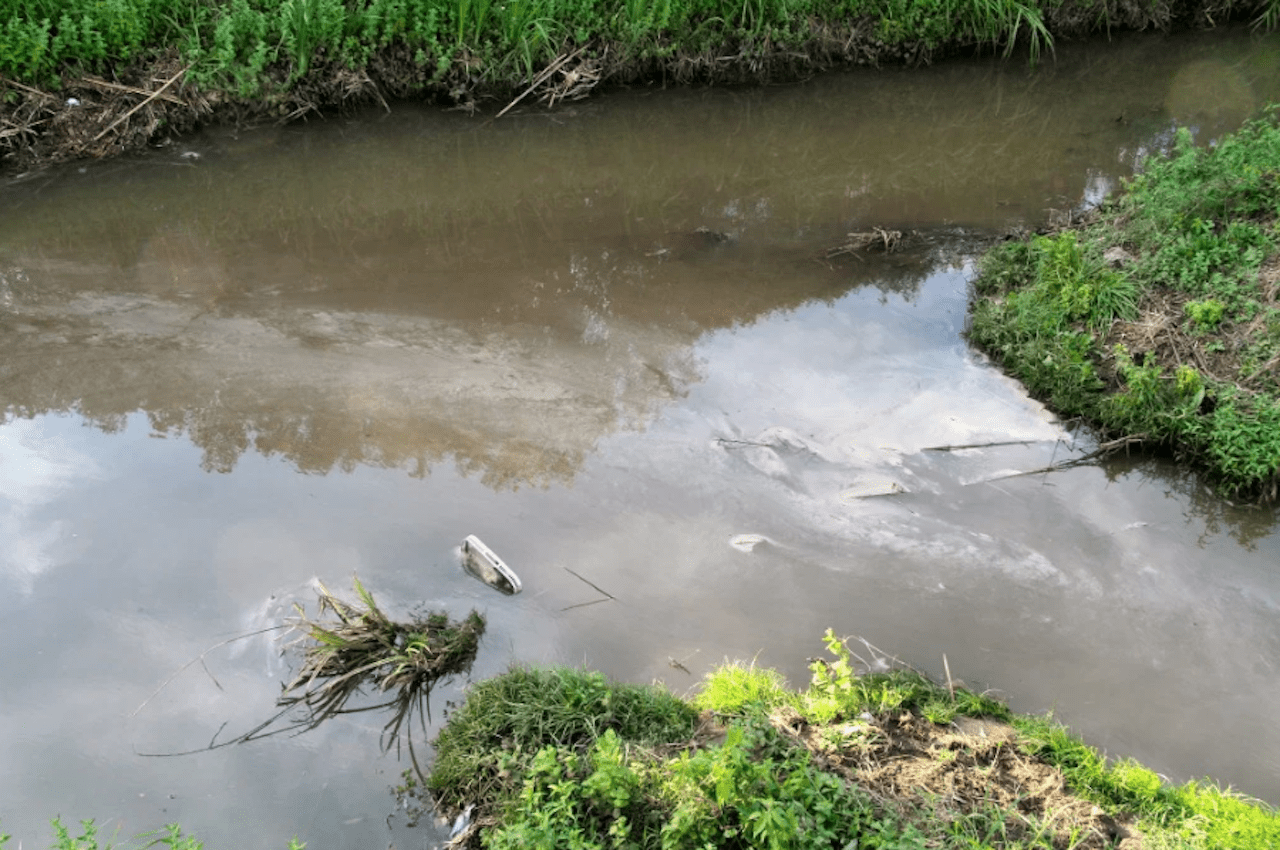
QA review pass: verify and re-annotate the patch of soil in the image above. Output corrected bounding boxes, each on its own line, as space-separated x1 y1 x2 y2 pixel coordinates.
1103 255 1280 400
772 707 1141 850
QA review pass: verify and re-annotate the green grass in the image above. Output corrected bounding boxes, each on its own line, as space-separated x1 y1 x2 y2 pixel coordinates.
421 631 1280 849
0 819 305 850
969 106 1280 500
1014 716 1280 849
0 0 1061 95
480 719 894 850
426 665 700 816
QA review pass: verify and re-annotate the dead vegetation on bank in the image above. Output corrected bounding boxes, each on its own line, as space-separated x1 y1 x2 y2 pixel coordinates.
0 53 388 172
1106 256 1280 400
0 29 881 173
772 708 1137 849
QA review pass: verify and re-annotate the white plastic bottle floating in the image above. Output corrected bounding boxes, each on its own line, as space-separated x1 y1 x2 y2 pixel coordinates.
461 535 522 595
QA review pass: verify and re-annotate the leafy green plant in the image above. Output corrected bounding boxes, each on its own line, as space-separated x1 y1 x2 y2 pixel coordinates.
1184 298 1226 333
484 736 656 849
692 660 794 715
801 628 1011 725
660 717 883 850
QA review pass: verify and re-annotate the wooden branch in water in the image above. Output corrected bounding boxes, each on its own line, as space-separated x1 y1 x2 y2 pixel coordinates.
560 597 612 612
129 624 287 719
825 227 902 258
922 439 1047 452
971 435 1146 484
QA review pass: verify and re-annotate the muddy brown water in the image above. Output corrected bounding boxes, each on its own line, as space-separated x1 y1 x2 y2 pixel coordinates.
3 26 1280 847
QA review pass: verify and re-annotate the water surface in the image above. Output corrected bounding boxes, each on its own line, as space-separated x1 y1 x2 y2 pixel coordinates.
2 26 1279 848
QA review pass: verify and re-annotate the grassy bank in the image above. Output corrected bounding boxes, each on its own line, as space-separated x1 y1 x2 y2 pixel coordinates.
1 0 1278 170
421 630 1280 849
0 820 303 849
968 106 1280 501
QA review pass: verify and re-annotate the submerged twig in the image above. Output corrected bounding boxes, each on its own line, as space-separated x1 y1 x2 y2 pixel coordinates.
560 597 613 612
563 567 615 600
560 566 616 612
973 435 1146 484
130 625 287 719
922 440 1046 452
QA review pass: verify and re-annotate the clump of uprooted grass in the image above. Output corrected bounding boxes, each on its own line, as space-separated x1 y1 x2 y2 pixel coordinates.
280 578 484 757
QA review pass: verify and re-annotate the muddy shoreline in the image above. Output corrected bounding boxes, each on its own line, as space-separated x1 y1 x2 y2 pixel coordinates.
0 4 1270 176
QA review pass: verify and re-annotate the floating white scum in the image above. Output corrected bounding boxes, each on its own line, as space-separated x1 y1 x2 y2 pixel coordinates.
461 535 522 596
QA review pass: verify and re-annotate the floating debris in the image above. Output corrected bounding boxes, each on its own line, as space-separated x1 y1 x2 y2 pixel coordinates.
825 227 903 259
838 477 908 501
280 578 486 751
729 534 773 553
461 535 522 595
560 566 615 611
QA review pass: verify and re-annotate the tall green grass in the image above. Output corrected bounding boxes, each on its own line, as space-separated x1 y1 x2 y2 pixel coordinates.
0 0 1072 94
426 665 699 815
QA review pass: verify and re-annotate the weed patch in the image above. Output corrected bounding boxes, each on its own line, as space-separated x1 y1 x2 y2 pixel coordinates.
419 631 1280 848
425 665 699 822
969 107 1280 501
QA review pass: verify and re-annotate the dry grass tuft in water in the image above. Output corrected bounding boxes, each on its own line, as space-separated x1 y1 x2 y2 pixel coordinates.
280 578 485 753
